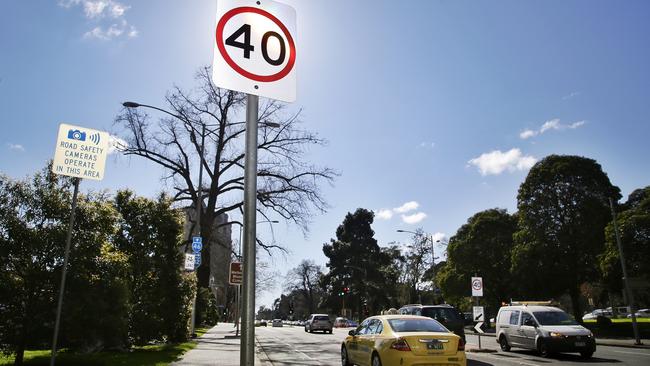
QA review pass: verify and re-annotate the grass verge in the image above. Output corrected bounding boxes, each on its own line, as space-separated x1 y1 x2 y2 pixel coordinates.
0 327 211 366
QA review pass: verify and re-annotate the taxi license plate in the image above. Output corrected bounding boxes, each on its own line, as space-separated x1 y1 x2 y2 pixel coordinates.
575 342 586 347
427 343 444 350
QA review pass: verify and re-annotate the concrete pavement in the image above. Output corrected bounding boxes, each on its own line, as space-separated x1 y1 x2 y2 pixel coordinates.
172 322 266 366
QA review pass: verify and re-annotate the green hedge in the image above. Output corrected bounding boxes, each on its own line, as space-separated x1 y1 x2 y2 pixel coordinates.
584 322 650 339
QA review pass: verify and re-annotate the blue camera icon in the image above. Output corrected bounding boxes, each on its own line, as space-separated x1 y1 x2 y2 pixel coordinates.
67 129 86 141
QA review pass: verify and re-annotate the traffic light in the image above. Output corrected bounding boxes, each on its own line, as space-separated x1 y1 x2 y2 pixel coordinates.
344 287 350 293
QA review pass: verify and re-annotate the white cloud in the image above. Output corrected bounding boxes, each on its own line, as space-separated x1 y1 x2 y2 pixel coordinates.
418 142 435 149
468 148 537 176
562 91 581 100
519 129 537 140
59 0 137 40
375 209 393 220
431 232 447 243
569 120 585 129
7 143 25 152
401 212 427 224
394 201 419 213
520 118 586 140
540 118 561 133
108 135 127 154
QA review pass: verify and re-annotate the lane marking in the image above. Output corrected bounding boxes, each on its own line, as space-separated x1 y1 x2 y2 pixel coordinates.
612 350 650 356
470 352 542 366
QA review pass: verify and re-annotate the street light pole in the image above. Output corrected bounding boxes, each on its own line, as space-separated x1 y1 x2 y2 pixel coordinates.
609 198 642 345
189 123 206 338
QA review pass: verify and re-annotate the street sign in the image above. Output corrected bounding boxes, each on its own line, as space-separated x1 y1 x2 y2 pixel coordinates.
471 276 484 297
192 237 202 253
473 306 485 321
229 261 243 285
52 123 109 181
212 0 297 102
184 253 196 271
474 321 485 334
195 253 202 267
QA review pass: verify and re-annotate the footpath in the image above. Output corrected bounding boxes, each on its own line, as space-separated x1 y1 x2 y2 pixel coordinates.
172 323 266 366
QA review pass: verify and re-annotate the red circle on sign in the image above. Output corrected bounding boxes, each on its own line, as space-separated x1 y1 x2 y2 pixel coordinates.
216 6 296 83
472 279 482 290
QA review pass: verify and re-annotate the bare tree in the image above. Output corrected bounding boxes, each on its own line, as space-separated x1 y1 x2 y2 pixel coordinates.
285 259 323 314
402 228 433 303
115 66 336 287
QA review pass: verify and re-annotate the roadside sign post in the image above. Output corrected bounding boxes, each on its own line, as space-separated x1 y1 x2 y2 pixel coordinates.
50 123 109 366
212 1 297 364
471 276 484 349
229 262 243 336
189 236 202 337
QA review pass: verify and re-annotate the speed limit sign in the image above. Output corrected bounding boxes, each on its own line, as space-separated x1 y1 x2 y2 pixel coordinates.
212 0 297 102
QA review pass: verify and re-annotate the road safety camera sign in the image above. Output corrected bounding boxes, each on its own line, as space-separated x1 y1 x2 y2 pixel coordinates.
471 276 484 297
52 123 109 181
212 0 296 102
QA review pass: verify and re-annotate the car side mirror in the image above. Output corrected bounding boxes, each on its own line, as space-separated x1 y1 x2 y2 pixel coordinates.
524 319 537 327
348 330 356 336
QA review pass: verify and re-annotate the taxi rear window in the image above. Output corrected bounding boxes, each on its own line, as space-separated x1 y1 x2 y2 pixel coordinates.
388 318 447 333
315 316 330 321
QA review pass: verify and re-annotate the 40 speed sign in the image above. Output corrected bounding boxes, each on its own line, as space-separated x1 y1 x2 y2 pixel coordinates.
212 0 296 102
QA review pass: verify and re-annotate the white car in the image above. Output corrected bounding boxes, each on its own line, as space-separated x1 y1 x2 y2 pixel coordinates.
627 309 650 318
272 319 283 327
582 309 613 321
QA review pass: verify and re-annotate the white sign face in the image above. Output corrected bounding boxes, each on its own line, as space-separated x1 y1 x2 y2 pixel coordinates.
184 253 196 271
212 0 297 102
52 123 109 181
471 276 483 297
473 306 485 321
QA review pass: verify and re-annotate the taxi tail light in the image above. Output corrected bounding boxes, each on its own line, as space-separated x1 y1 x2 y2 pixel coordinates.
457 338 465 351
390 338 411 351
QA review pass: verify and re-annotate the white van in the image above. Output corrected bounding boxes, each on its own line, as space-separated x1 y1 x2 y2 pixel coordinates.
495 304 595 359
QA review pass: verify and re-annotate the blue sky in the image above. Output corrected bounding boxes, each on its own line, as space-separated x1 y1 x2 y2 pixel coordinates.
1 0 649 307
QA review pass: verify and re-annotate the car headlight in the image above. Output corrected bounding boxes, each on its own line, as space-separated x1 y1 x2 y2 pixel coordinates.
587 331 594 338
549 332 566 338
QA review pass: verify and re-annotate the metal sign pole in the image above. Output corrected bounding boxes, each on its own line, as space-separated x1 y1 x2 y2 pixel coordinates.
240 94 259 366
50 178 81 366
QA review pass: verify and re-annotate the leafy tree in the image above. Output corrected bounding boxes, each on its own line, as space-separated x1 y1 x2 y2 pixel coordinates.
113 191 194 344
284 260 324 315
512 155 620 321
437 209 518 311
599 186 650 306
115 67 337 287
0 170 68 365
0 168 129 362
321 209 393 319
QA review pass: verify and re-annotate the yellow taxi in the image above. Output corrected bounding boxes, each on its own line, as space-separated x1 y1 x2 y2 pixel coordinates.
341 315 466 366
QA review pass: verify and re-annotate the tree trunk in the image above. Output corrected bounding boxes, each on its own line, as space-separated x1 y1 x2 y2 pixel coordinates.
14 341 25 366
569 285 583 323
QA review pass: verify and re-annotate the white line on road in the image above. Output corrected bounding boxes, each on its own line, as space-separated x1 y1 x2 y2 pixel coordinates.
612 350 650 356
470 352 542 366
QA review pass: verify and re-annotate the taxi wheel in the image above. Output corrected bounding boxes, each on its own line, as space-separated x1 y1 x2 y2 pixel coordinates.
580 351 594 359
537 340 551 358
341 346 351 366
499 336 511 351
371 352 382 366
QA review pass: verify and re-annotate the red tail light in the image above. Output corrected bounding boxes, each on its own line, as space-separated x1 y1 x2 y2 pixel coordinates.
390 338 411 351
457 338 465 351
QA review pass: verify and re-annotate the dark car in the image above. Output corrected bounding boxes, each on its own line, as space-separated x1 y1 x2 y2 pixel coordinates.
398 304 466 342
